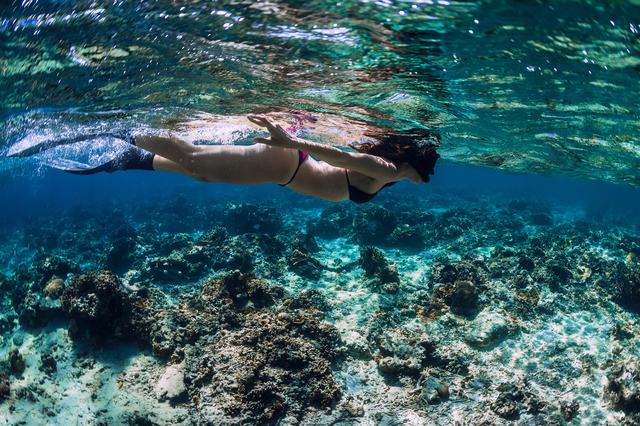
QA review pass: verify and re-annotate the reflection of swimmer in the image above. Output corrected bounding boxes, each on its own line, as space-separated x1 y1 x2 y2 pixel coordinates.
10 115 440 203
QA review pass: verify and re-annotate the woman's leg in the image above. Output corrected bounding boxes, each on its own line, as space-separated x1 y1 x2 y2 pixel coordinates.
151 155 212 182
136 134 299 185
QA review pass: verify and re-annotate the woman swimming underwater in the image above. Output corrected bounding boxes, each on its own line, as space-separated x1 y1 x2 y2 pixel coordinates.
8 115 440 204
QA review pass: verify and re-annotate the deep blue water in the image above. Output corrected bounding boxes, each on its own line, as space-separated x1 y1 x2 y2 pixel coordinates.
2 165 639 232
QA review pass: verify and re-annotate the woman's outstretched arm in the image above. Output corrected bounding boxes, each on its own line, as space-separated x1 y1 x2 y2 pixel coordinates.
248 115 421 183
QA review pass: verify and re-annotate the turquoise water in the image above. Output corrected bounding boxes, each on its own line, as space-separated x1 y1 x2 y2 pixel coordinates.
2 1 640 425
2 0 640 183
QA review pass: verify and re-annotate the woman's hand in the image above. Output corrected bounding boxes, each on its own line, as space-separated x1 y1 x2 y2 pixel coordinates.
248 115 296 148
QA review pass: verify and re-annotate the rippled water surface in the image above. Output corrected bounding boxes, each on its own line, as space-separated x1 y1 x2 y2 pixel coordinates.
1 0 640 184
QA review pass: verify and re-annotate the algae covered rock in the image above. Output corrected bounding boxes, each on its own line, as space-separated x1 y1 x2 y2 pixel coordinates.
373 333 439 376
203 270 280 309
387 223 424 248
343 331 372 359
225 202 282 234
0 373 9 399
39 352 57 374
190 312 341 423
43 278 64 299
352 206 397 244
430 280 479 316
605 356 640 414
155 361 187 402
465 310 508 347
9 346 25 373
36 256 79 285
307 205 352 239
60 271 133 340
358 246 401 294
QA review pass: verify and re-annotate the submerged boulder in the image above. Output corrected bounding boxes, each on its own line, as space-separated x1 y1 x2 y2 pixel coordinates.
605 357 640 415
0 373 9 399
156 361 187 402
60 271 133 340
465 310 508 348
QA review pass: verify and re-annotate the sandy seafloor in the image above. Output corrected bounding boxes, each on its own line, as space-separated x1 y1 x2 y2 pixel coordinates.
1 165 640 426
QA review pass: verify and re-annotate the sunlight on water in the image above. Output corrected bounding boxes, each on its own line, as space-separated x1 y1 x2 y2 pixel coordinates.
1 0 639 185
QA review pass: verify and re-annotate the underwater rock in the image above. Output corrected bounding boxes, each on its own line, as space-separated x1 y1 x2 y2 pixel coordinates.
159 233 193 255
358 246 387 278
36 256 78 285
373 333 438 376
307 205 351 240
0 373 13 406
144 256 197 283
515 288 539 307
289 231 320 254
60 271 133 340
112 224 137 240
181 244 210 264
9 346 25 373
452 280 478 309
211 240 254 273
43 278 64 299
343 331 372 359
465 311 508 348
420 377 449 404
0 373 9 400
307 204 352 240
431 280 479 316
12 333 23 346
605 357 640 414
352 206 397 245
530 212 553 226
189 311 341 423
104 237 137 273
430 260 488 287
607 263 640 312
224 202 282 234
491 394 520 418
518 255 535 272
344 396 364 416
198 226 229 247
289 288 331 313
203 270 280 310
387 224 424 248
39 352 57 374
560 400 580 421
155 361 187 401
287 249 323 279
358 246 400 294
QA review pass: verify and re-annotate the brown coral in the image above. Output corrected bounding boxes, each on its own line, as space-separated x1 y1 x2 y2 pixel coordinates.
43 278 64 299
9 346 25 373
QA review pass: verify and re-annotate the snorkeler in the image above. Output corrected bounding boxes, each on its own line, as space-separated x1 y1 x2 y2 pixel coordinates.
7 115 439 203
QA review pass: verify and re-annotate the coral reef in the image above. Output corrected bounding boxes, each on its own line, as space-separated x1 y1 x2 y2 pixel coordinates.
60 271 134 340
43 277 64 299
2 188 640 425
0 373 9 400
9 346 25 373
605 357 640 415
190 312 341 423
351 206 397 244
358 246 400 294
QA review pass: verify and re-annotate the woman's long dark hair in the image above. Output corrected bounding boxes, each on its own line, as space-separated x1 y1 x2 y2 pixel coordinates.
352 128 441 182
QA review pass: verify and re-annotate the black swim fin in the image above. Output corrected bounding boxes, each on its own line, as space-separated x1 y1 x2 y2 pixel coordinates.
42 146 155 175
44 158 117 175
6 130 136 158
